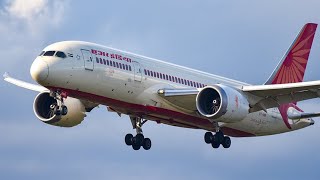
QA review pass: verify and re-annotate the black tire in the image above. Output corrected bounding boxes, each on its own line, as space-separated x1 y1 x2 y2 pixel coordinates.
55 110 61 116
142 138 152 150
125 134 133 146
204 132 213 144
216 131 224 144
222 136 231 148
211 135 220 148
135 134 144 145
211 141 220 148
132 140 141 150
61 105 68 116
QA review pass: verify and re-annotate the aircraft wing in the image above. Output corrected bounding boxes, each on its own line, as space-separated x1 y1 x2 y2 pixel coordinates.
3 72 49 92
242 80 320 112
157 88 199 111
158 81 320 113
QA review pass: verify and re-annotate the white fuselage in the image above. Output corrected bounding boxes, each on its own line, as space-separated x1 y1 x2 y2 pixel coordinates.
31 41 312 137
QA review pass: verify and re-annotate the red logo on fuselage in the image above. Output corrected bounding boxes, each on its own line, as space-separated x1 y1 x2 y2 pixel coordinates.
91 49 132 63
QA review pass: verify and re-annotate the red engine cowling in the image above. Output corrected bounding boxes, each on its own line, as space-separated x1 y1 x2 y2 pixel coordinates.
33 92 86 127
196 85 249 123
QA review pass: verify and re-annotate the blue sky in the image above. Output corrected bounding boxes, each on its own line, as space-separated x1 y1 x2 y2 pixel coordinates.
1 0 320 179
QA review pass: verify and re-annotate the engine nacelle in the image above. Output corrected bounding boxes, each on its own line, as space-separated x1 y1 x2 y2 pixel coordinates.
196 85 249 123
33 92 86 127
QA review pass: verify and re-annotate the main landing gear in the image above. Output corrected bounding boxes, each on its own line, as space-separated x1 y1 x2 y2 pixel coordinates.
49 90 68 116
204 130 231 149
125 117 152 151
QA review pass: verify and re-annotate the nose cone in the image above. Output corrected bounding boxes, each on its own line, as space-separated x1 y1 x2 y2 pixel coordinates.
30 57 49 83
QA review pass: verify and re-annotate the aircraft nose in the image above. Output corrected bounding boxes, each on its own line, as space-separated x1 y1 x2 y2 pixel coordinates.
30 57 49 83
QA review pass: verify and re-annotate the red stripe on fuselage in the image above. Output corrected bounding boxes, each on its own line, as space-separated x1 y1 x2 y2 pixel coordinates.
46 86 255 137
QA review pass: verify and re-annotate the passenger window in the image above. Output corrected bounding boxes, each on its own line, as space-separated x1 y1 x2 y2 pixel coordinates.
116 62 119 68
157 72 159 78
126 64 129 70
96 57 99 63
112 61 116 67
103 59 106 65
43 51 55 56
100 58 103 64
106 60 109 66
55 51 66 58
129 66 132 71
166 75 169 80
144 69 147 75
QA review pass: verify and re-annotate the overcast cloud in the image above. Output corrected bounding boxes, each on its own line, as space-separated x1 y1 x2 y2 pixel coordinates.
1 0 320 180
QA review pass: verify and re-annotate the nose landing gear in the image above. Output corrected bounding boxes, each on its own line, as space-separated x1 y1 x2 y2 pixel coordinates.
125 117 152 151
49 90 68 116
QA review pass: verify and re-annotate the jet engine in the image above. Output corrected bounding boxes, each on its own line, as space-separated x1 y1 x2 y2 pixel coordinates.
33 92 86 127
196 85 249 123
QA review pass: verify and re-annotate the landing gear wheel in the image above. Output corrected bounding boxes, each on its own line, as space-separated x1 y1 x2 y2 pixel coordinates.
211 135 220 149
61 105 68 116
125 134 133 146
135 134 144 145
142 138 152 150
222 136 231 148
132 140 141 150
204 132 213 144
126 117 152 151
216 131 224 144
55 110 61 116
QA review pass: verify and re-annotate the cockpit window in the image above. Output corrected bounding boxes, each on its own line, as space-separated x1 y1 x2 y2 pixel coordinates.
55 51 67 58
39 51 45 56
43 51 56 56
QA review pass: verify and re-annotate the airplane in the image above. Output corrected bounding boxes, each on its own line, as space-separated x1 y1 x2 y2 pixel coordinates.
4 23 320 151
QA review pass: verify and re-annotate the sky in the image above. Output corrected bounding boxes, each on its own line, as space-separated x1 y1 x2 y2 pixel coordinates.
1 0 320 179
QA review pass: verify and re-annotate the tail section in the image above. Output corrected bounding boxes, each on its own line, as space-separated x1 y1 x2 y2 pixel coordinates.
264 23 317 129
265 23 317 85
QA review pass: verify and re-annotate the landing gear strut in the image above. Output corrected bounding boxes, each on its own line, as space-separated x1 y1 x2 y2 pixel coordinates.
49 90 68 116
125 117 152 150
204 130 231 149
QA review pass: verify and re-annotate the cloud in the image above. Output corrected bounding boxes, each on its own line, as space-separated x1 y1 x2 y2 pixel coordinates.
1 0 68 34
0 0 70 72
4 0 47 22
